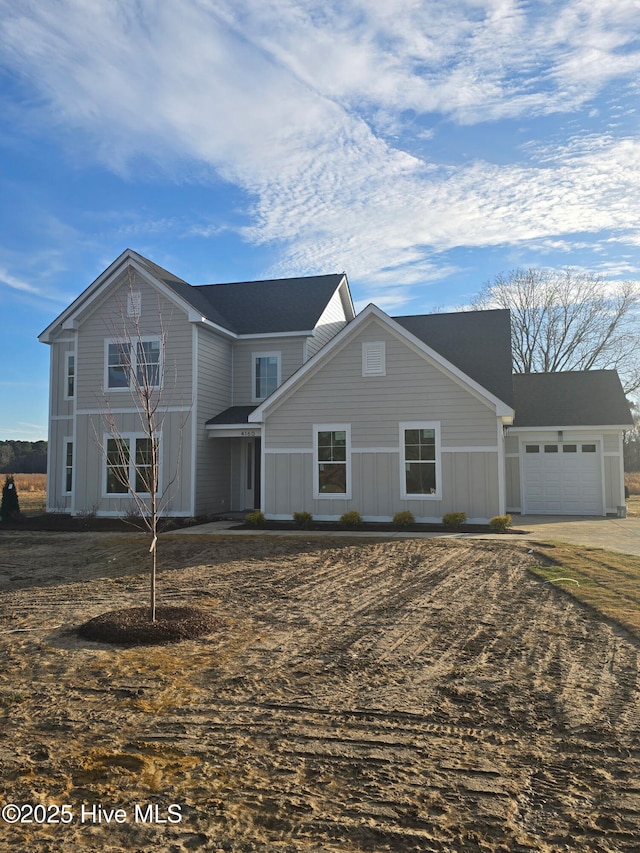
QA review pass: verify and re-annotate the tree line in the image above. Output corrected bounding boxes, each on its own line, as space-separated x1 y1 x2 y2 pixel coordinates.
0 440 47 474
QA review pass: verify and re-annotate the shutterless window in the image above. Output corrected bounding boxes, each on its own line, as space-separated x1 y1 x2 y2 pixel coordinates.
404 428 436 494
134 437 155 493
106 438 129 493
65 354 75 399
544 444 558 453
107 342 131 388
254 355 279 400
317 430 347 494
582 444 597 453
64 441 73 494
136 340 161 388
525 445 540 453
563 444 577 453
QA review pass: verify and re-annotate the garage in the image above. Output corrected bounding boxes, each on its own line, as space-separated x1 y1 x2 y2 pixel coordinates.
522 440 603 515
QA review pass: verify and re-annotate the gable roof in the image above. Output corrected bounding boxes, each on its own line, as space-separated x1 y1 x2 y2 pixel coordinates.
168 273 349 335
38 249 352 342
250 303 515 422
512 371 633 427
393 309 513 406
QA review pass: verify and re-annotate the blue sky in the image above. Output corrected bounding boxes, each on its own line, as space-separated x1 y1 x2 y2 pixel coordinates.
1 0 639 440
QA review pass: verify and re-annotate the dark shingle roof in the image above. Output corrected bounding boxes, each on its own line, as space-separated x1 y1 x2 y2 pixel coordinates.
205 406 257 426
512 371 633 427
393 309 513 406
163 271 346 335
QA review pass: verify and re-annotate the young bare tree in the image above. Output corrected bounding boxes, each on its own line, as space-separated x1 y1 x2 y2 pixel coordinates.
95 271 189 621
471 269 640 395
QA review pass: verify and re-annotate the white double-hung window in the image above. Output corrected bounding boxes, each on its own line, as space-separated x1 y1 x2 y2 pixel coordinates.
105 434 159 495
105 338 162 390
314 425 351 499
400 422 441 499
252 352 280 401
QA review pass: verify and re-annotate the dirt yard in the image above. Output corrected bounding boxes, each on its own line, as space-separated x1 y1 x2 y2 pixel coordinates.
1 532 639 853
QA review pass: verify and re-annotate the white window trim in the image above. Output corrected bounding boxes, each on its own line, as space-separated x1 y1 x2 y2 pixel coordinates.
102 431 162 498
313 423 352 500
104 336 162 392
63 437 73 496
64 352 75 400
252 351 281 403
362 341 386 376
399 421 442 500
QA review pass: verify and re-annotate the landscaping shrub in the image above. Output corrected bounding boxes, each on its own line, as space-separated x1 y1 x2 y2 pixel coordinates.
293 511 313 529
0 474 20 522
442 511 466 530
340 510 363 528
489 514 513 532
245 510 265 527
393 510 415 527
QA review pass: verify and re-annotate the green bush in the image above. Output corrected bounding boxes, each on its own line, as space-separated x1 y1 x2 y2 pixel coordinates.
293 511 313 529
489 514 512 532
393 510 415 527
340 510 363 528
442 511 467 530
245 510 265 527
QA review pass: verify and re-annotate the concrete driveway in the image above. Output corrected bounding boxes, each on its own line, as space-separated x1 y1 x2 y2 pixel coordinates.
508 514 640 556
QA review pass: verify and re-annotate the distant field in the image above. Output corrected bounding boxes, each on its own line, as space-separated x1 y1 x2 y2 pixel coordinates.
4 473 46 513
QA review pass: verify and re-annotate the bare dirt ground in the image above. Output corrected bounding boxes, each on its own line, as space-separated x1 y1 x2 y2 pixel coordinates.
1 531 640 853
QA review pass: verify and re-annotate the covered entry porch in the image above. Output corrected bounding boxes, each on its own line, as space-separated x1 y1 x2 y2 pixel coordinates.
205 407 262 513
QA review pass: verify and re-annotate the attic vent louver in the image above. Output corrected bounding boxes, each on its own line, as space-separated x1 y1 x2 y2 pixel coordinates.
362 341 386 376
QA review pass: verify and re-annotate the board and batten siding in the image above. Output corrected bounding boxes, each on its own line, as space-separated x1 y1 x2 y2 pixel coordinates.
194 326 233 514
232 337 307 405
262 317 504 522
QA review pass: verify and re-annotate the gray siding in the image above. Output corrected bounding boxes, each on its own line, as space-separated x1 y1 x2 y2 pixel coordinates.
232 337 306 405
75 270 193 412
194 326 233 514
261 317 503 522
265 318 498 449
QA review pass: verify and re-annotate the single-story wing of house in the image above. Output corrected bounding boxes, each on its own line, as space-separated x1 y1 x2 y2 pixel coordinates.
39 250 633 521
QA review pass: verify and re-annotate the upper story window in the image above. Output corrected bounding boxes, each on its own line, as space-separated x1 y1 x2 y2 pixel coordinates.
253 352 280 401
65 353 75 399
105 338 162 390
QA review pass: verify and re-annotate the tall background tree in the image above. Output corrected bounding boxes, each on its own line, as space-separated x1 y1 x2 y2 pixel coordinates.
471 269 640 395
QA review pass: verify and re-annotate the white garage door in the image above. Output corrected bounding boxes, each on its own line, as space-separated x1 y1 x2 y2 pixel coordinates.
522 441 603 515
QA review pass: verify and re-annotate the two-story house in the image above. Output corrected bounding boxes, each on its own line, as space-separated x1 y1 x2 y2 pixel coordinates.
39 249 632 521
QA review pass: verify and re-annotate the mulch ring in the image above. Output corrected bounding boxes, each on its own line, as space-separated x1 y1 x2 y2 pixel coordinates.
76 606 218 646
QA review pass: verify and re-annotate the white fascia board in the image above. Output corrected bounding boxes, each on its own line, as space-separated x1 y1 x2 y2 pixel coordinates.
39 248 135 343
238 330 314 340
508 425 631 432
337 274 356 320
39 251 205 342
250 303 514 422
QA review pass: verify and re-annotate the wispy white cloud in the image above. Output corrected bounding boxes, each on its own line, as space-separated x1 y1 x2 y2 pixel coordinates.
0 0 639 303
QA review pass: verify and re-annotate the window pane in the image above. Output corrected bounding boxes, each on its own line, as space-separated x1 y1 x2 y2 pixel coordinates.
108 343 130 388
106 438 129 493
405 462 436 494
318 463 346 493
525 445 539 453
544 445 558 453
67 355 75 397
582 444 597 453
562 444 577 453
255 355 279 398
136 340 161 387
